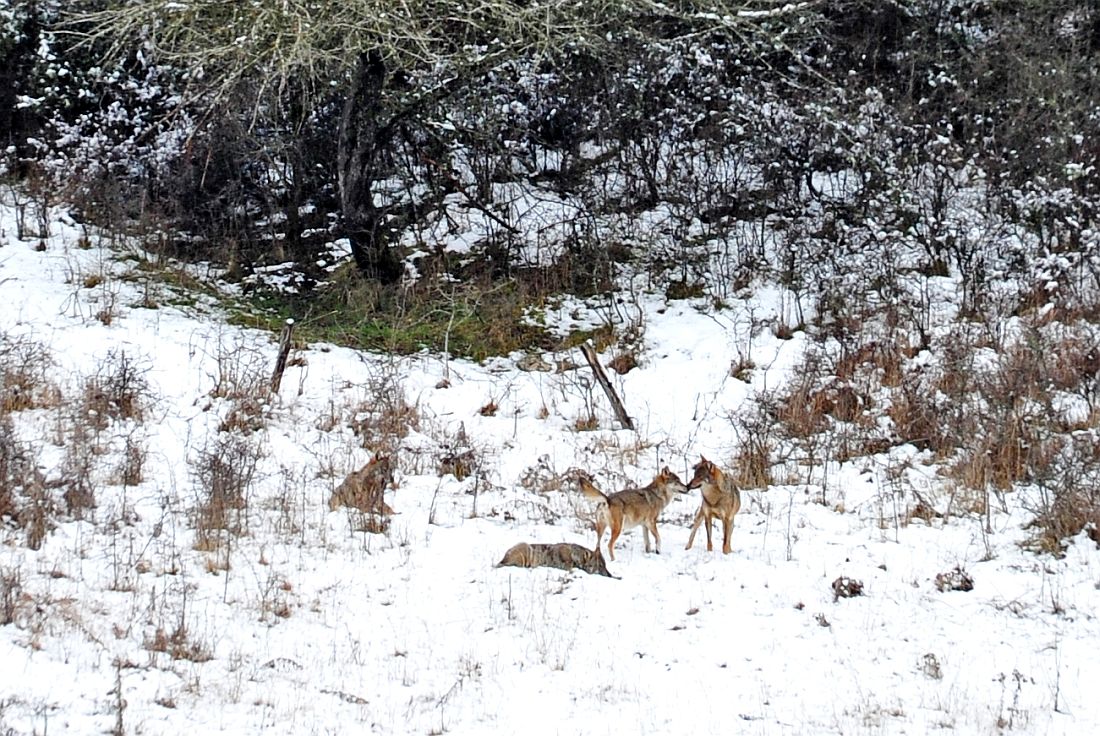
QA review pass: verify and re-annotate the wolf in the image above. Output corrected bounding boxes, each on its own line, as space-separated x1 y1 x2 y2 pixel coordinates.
497 542 612 577
328 455 395 515
576 466 688 561
684 456 742 554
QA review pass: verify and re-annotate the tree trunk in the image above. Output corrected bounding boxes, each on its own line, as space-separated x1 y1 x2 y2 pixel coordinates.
337 50 404 284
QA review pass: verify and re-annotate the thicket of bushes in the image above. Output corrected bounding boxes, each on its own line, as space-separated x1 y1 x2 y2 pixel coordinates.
0 3 1094 296
2 0 1099 552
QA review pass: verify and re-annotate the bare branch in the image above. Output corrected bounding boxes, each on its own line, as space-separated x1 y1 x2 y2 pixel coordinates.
62 0 826 108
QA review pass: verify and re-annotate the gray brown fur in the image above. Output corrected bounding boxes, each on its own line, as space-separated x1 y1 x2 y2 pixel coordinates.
328 455 395 515
497 542 611 577
685 456 742 554
577 467 688 561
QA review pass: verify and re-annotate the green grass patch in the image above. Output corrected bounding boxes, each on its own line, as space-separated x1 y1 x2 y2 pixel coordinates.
556 324 616 352
119 245 619 360
121 259 221 310
665 279 706 301
230 268 559 361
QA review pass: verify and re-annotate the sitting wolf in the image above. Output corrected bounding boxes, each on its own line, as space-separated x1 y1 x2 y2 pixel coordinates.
497 542 612 577
328 455 395 515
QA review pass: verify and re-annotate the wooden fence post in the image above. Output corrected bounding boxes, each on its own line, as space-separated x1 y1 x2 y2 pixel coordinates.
579 341 634 430
270 318 295 394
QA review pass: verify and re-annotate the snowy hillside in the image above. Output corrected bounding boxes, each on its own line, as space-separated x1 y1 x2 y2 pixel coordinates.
1 195 1099 736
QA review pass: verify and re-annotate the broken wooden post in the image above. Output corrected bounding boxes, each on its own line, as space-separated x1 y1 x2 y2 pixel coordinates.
270 318 295 394
579 341 634 430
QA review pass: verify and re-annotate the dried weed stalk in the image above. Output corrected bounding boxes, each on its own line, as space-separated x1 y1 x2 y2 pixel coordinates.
192 432 265 549
0 332 59 413
348 358 419 454
82 349 150 429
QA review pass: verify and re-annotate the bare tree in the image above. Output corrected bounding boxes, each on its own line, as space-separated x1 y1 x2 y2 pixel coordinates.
67 0 826 282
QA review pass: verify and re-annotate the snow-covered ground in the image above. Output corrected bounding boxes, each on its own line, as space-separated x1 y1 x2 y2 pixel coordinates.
1 197 1098 735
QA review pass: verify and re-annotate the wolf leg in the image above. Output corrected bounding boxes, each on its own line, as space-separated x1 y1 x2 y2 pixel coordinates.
685 507 705 550
648 522 661 554
722 516 733 554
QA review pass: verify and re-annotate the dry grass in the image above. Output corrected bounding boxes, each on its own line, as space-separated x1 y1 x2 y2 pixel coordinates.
831 576 864 601
0 413 55 549
21 473 54 551
145 624 213 663
195 332 277 436
887 380 951 454
347 360 420 455
729 402 776 489
755 307 1100 553
113 434 146 486
934 566 974 592
217 396 268 434
192 432 264 550
730 354 755 383
518 457 572 496
834 340 904 388
572 413 600 432
0 414 20 521
885 317 1100 551
775 351 829 440
0 332 59 413
781 387 833 438
206 334 270 401
0 565 22 626
435 423 481 481
82 349 149 429
1023 434 1100 555
60 441 98 522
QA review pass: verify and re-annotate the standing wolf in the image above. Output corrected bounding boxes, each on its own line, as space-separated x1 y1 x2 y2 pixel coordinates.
497 542 612 577
684 456 742 554
576 467 688 561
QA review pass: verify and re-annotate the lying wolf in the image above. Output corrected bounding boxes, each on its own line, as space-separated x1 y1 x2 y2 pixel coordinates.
497 542 612 577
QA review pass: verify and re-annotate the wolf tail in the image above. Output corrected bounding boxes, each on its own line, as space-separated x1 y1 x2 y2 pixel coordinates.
576 475 608 505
